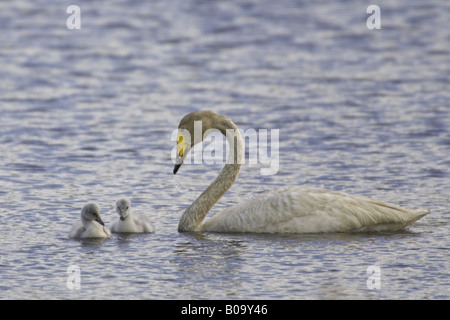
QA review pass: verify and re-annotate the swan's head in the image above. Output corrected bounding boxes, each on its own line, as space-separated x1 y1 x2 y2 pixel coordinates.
174 110 226 174
81 202 104 226
116 198 131 221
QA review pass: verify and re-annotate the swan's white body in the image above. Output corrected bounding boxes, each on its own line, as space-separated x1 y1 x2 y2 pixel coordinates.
202 186 428 233
69 202 111 239
174 110 429 233
110 198 154 233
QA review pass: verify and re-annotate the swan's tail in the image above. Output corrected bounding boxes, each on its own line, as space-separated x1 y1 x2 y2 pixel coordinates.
407 208 430 225
357 203 430 232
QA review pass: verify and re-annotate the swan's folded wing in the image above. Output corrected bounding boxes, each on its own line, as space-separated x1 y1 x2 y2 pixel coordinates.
203 186 429 233
286 187 429 232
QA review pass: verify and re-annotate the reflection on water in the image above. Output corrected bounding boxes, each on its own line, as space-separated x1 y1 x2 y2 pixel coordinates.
0 0 448 299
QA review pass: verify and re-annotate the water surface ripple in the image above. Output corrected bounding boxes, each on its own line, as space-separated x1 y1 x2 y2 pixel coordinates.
0 0 448 299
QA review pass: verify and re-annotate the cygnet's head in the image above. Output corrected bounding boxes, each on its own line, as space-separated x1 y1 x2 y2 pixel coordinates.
116 198 131 221
81 202 104 226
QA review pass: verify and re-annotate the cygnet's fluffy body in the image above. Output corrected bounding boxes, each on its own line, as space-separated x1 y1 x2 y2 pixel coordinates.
110 198 154 233
69 202 111 239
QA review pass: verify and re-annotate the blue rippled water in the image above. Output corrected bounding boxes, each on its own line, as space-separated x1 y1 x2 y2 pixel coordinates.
0 0 449 299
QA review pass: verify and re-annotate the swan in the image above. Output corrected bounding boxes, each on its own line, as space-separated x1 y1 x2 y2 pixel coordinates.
173 110 429 233
110 198 154 233
69 202 111 238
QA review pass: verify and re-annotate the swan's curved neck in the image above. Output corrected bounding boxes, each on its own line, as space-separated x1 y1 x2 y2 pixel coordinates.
178 118 244 232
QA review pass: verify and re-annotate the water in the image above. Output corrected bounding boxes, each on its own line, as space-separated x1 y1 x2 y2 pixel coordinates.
0 0 449 300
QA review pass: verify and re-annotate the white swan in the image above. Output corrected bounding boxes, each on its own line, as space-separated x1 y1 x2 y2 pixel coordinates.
173 110 429 233
69 202 111 238
110 198 154 233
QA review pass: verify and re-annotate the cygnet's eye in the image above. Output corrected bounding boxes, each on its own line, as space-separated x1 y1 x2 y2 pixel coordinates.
126 206 129 210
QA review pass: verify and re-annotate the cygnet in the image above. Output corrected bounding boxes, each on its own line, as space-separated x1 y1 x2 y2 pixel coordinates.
110 198 154 233
69 202 111 239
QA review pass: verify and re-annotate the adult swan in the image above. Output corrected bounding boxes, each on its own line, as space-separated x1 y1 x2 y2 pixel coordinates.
173 110 429 233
